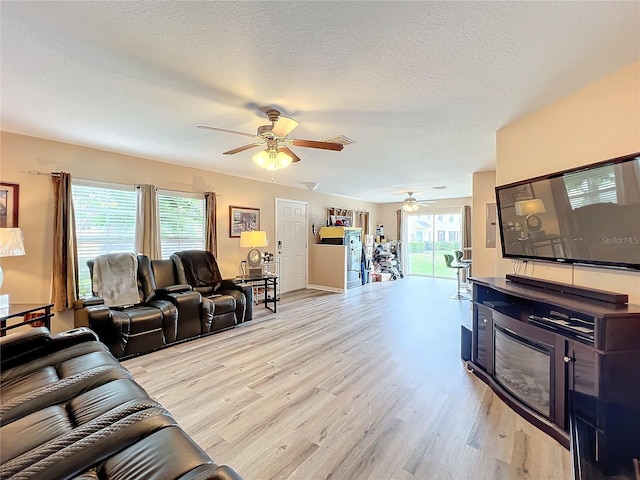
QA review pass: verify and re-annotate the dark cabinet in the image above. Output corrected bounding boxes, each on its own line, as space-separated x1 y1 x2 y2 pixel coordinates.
565 340 597 397
472 304 492 372
468 277 640 448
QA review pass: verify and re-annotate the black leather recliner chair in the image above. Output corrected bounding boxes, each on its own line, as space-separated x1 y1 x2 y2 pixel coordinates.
74 254 178 359
171 250 253 327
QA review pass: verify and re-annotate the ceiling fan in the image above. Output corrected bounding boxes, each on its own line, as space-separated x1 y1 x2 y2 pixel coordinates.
197 109 346 171
402 192 435 211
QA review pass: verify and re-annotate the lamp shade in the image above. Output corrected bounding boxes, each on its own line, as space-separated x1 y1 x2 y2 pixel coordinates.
515 198 546 216
252 150 292 171
239 230 268 248
402 199 419 212
0 228 25 257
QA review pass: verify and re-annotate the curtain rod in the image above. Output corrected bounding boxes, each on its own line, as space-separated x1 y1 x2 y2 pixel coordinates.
28 171 217 195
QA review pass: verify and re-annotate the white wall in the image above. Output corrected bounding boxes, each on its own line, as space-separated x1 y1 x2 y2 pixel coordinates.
0 131 382 331
496 62 640 303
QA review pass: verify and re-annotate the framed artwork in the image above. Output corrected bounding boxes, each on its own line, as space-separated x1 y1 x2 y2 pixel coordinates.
0 182 19 228
229 206 260 237
498 183 534 208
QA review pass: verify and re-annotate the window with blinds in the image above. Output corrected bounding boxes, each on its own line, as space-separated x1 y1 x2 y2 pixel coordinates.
72 180 137 297
563 165 617 209
158 190 205 259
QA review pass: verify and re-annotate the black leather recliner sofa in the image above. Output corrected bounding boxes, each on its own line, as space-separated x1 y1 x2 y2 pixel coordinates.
0 326 243 480
74 252 252 360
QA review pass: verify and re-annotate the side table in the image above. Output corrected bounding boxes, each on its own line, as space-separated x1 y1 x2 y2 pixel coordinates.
0 303 54 336
235 275 278 313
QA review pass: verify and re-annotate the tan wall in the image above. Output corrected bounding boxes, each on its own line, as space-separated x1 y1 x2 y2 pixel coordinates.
472 170 497 277
0 131 381 331
308 244 347 291
496 62 640 302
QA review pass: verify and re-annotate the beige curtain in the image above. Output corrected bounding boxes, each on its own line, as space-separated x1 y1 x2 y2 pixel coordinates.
135 184 160 259
462 205 472 260
51 172 78 311
396 209 402 241
204 192 217 257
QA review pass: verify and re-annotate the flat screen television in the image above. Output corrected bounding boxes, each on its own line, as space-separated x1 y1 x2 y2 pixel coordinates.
495 152 640 271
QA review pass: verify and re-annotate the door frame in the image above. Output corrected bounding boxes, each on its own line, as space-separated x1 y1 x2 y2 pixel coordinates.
274 197 309 292
402 208 465 278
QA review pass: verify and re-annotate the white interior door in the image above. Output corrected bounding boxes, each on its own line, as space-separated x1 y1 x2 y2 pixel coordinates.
276 198 307 293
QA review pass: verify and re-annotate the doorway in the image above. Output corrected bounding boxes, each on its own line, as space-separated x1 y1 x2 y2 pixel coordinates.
275 198 308 293
404 211 463 278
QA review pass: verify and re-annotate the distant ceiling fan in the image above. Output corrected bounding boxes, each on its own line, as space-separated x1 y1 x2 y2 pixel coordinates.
402 192 435 211
197 109 349 171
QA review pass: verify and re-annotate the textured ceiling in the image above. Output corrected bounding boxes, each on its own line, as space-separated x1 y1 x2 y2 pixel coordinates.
1 1 638 204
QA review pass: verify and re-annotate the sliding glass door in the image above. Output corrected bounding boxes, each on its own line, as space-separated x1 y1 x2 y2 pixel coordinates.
404 211 462 278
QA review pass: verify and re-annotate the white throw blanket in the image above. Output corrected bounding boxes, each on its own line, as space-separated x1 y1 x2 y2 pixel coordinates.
92 253 141 307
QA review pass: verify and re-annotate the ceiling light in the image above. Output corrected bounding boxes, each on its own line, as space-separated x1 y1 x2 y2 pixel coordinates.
402 199 419 212
402 193 420 212
303 182 319 191
252 149 292 171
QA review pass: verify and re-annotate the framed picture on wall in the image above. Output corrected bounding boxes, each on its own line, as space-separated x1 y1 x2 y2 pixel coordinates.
0 182 19 228
229 206 260 238
497 183 533 208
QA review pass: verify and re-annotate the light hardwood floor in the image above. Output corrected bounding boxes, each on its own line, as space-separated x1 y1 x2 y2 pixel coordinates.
124 276 571 480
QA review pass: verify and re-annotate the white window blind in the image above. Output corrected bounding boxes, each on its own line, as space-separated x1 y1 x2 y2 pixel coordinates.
72 181 137 297
157 190 205 259
563 165 617 209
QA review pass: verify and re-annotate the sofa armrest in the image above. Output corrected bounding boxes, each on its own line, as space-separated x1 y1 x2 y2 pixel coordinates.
234 283 253 322
157 284 193 295
0 326 52 365
73 296 105 308
85 304 113 330
52 327 99 346
1 327 102 369
220 279 244 292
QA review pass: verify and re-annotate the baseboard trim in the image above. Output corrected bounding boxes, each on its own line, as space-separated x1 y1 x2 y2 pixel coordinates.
307 284 346 294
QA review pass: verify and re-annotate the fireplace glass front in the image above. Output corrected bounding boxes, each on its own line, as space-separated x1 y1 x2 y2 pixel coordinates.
493 324 553 418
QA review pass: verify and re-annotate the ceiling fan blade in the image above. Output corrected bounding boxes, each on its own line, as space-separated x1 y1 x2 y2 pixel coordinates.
278 146 301 163
271 116 299 137
197 125 258 139
223 143 264 155
291 139 344 151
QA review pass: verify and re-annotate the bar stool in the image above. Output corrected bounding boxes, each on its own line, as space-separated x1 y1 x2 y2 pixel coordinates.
455 250 473 291
444 253 469 300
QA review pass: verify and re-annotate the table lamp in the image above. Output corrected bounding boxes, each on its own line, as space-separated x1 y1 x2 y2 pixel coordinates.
0 228 26 308
515 199 546 238
240 230 268 277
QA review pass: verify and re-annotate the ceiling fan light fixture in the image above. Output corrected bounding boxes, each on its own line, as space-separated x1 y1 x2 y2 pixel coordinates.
402 200 420 212
252 149 292 171
402 192 421 211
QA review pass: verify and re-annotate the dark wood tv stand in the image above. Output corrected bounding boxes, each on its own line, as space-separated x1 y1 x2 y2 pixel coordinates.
467 276 640 448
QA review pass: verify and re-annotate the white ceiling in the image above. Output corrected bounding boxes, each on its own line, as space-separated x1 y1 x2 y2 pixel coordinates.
1 1 638 204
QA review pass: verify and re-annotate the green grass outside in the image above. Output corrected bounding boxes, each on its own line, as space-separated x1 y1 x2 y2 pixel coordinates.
407 250 457 278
